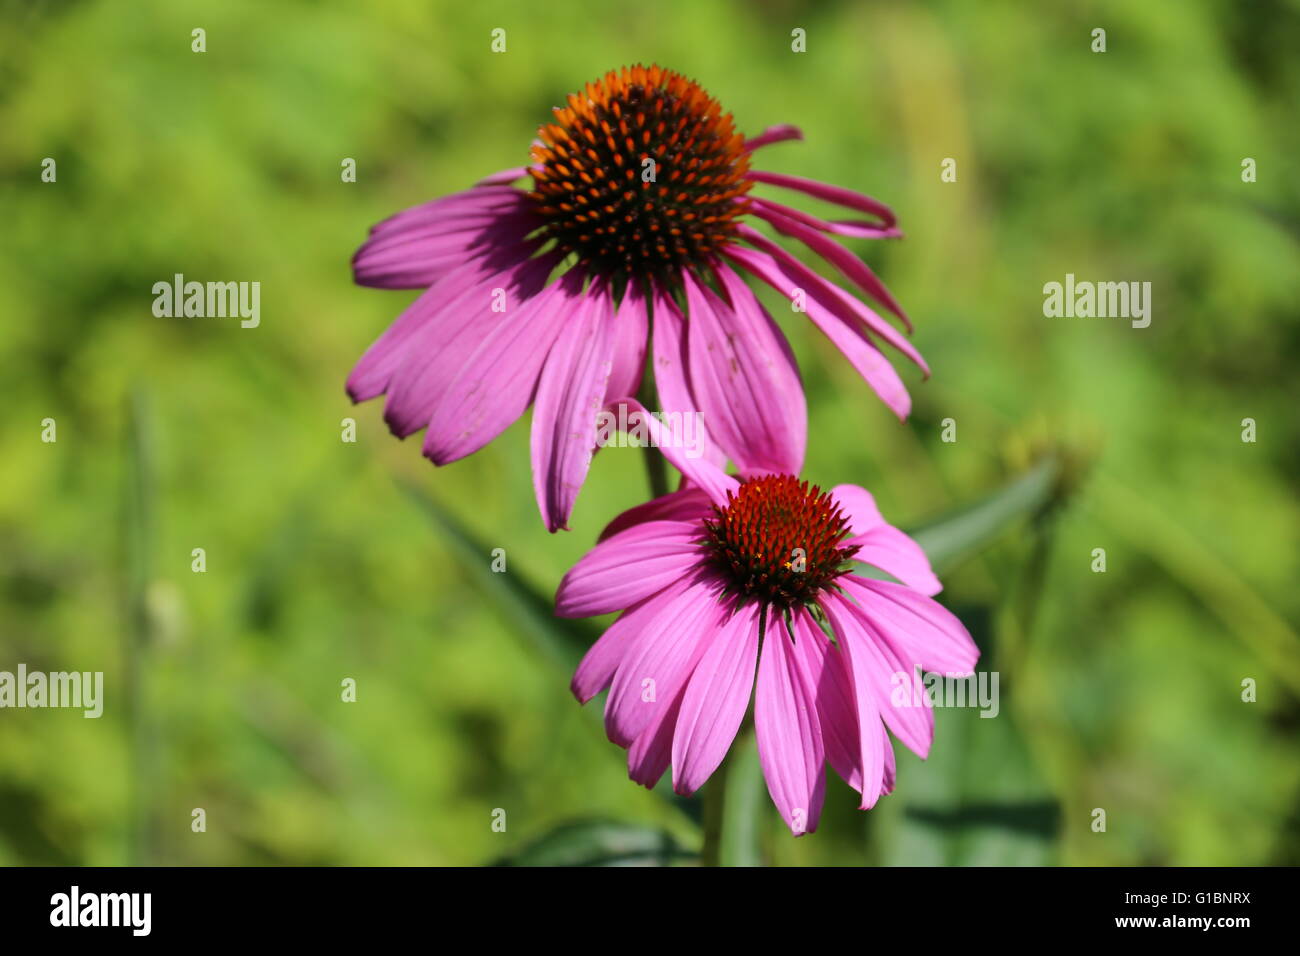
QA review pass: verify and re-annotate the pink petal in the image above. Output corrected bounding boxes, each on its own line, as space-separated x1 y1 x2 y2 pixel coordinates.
627 688 685 789
648 283 725 468
671 601 762 795
597 487 714 542
476 167 529 186
604 575 729 747
570 576 694 704
839 575 979 676
352 218 536 289
791 607 883 805
832 484 942 596
377 252 559 436
420 270 580 465
749 200 911 329
822 591 935 760
613 399 739 507
604 280 649 404
755 616 826 835
744 124 804 151
746 169 896 227
735 224 928 374
723 243 913 421
751 197 903 242
347 258 505 403
556 520 704 618
531 282 617 531
684 265 806 477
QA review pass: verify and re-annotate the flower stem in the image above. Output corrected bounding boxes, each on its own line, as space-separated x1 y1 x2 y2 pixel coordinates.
636 376 669 498
699 748 732 867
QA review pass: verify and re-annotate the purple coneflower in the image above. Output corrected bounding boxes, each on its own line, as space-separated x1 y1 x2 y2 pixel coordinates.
349 64 926 530
556 408 977 835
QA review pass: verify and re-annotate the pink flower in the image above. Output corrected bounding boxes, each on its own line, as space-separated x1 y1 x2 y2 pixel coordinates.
348 64 926 531
556 408 977 835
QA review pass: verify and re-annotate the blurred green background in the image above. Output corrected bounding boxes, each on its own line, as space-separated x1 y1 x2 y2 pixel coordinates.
1 0 1297 866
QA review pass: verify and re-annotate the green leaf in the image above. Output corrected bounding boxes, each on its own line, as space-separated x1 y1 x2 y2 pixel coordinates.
903 457 1060 573
492 820 695 866
400 481 598 672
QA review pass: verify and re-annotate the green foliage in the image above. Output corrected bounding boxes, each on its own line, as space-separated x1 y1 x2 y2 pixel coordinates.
1 0 1296 866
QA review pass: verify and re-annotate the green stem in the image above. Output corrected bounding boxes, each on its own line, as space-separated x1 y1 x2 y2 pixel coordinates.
699 741 733 867
635 376 669 499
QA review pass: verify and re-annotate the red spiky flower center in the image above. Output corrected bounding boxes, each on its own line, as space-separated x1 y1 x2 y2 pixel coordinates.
529 64 753 282
703 475 859 609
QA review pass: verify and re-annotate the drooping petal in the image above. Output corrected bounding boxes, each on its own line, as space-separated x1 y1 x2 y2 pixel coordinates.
378 253 560 436
723 243 912 420
604 574 729 747
839 575 979 676
791 607 884 805
750 196 903 242
744 124 803 152
347 250 548 404
750 200 911 329
556 520 704 618
604 280 649 404
681 264 805 476
822 591 935 760
531 282 617 531
755 617 826 835
735 224 928 374
613 399 739 507
648 283 726 469
672 601 763 795
421 270 581 465
747 169 896 228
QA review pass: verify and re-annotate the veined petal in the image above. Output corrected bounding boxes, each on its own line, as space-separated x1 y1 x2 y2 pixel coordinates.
605 574 729 747
750 196 903 242
649 283 726 469
839 575 979 676
684 269 805 477
605 280 649 404
556 519 705 618
723 243 912 421
735 224 928 374
672 601 762 795
570 576 694 704
791 607 883 805
613 399 739 507
832 484 942 596
421 270 581 465
531 282 618 532
379 252 559 436
756 616 826 835
822 591 935 760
